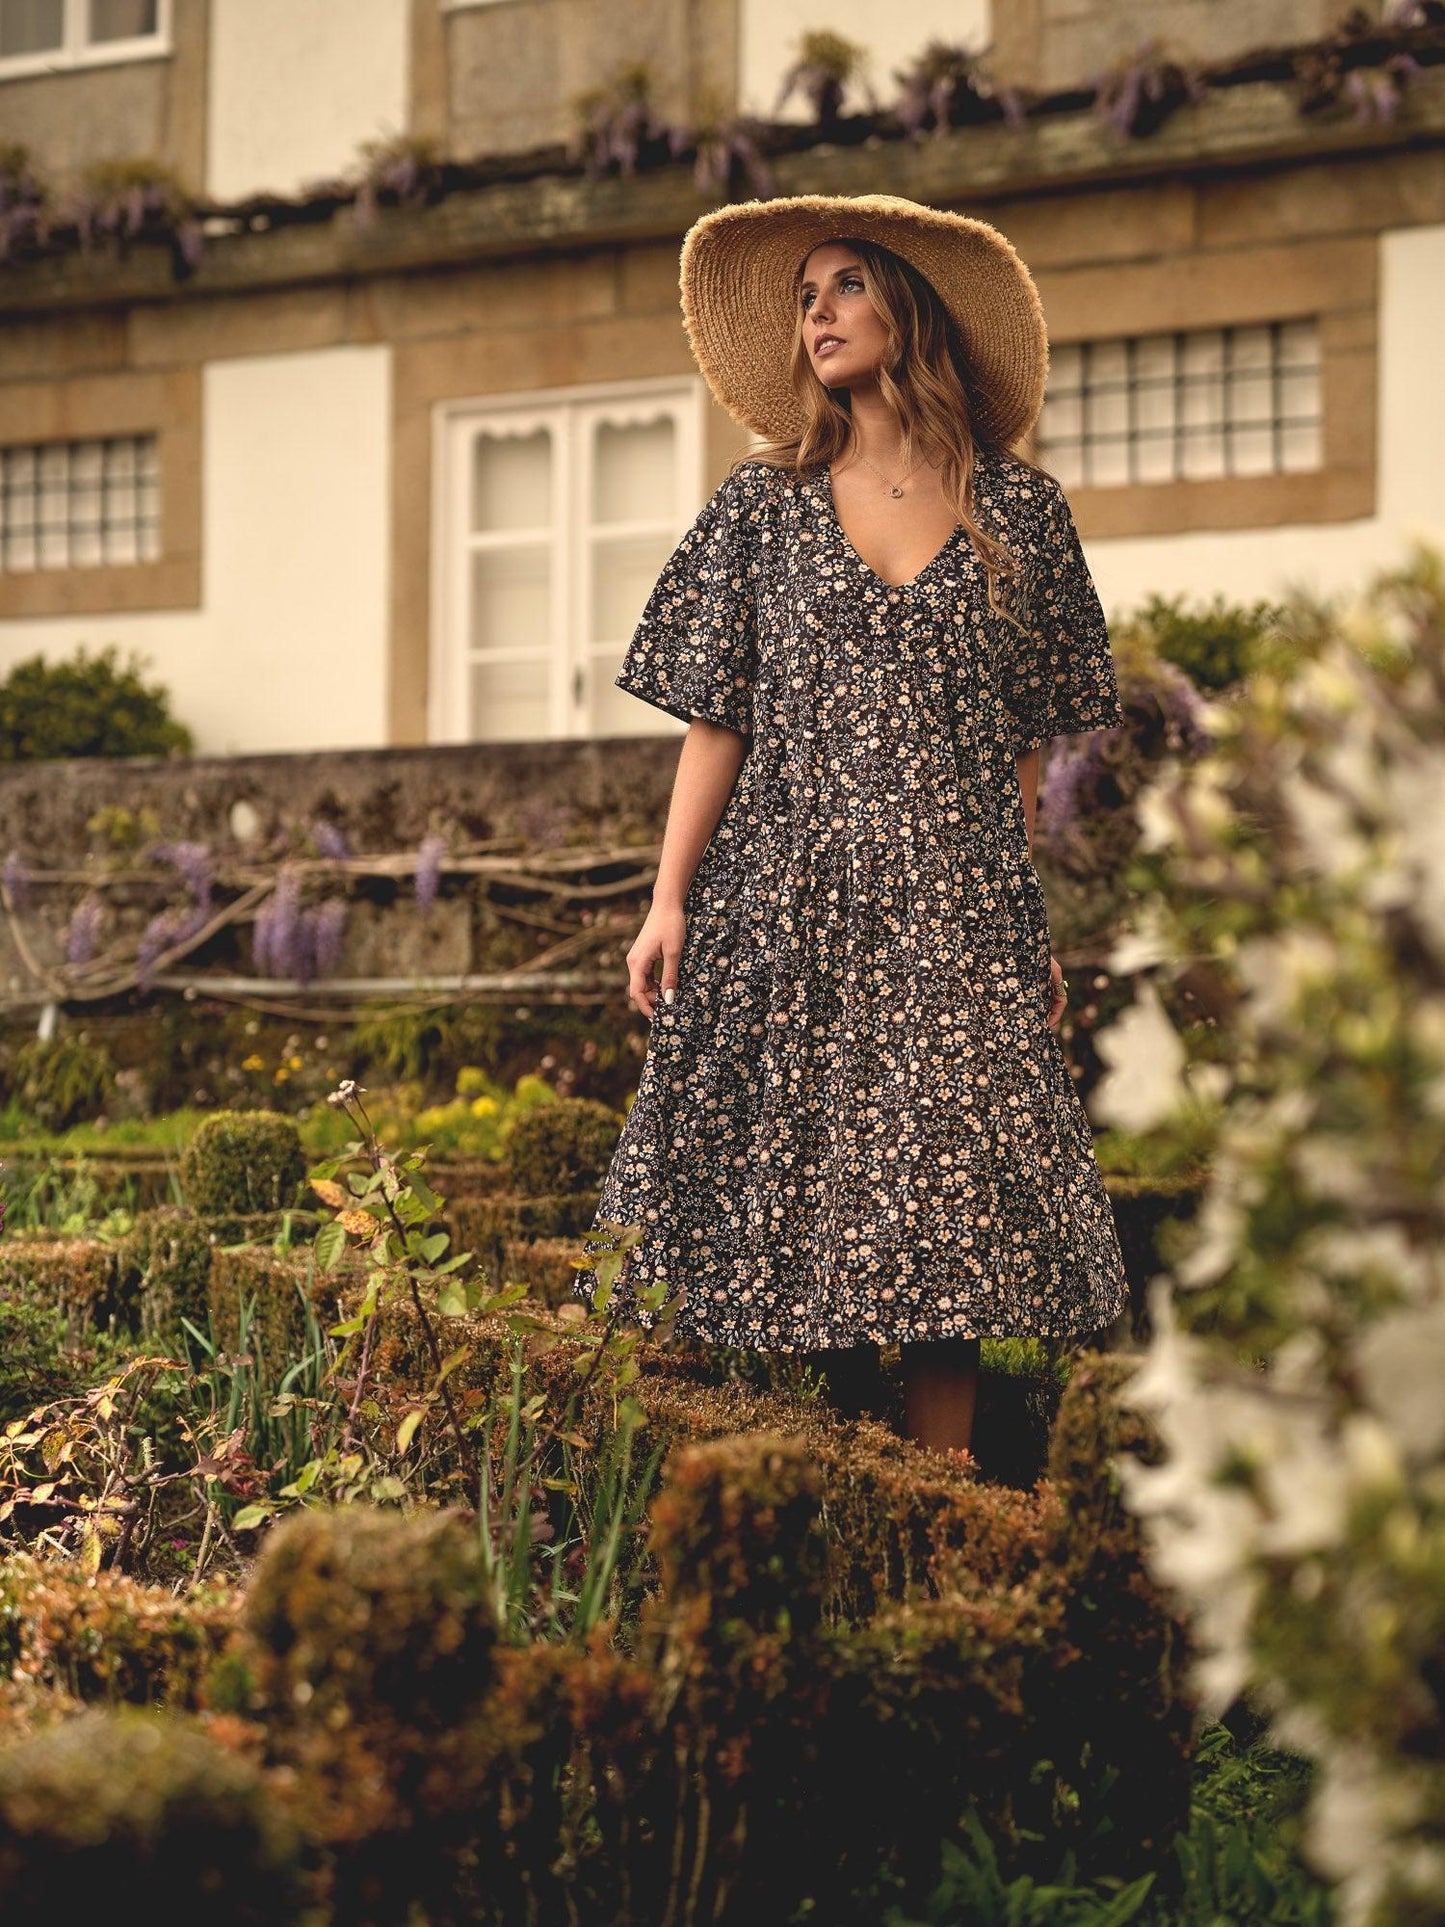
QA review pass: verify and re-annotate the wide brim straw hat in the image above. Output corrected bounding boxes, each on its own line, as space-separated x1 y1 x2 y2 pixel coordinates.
679 192 1049 450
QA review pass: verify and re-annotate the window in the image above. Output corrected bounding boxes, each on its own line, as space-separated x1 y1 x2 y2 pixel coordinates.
1037 320 1323 489
0 434 161 572
432 377 705 743
0 0 168 76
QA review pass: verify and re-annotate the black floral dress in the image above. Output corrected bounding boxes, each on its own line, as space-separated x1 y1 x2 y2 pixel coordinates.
574 448 1130 1351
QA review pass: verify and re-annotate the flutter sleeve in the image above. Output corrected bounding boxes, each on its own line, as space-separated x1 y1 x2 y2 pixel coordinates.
998 474 1127 756
613 464 761 738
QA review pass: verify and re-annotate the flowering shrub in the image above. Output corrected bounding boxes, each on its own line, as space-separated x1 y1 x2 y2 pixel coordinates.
1090 540 1445 1925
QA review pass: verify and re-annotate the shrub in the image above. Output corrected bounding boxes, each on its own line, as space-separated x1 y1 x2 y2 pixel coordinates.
0 1277 131 1422
0 1236 120 1336
0 645 192 761
116 1206 215 1337
0 1709 299 1919
8 1034 115 1131
1124 586 1283 693
0 1555 238 1708
211 1504 503 1919
180 1110 305 1216
502 1095 624 1195
206 1243 347 1362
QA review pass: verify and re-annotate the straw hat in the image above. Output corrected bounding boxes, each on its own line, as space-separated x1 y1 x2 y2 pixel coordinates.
678 192 1049 449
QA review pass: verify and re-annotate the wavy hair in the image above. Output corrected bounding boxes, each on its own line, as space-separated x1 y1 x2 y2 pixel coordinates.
736 234 1051 632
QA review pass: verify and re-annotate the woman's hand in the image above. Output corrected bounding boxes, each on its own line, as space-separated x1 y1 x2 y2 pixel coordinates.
627 901 688 1021
1045 952 1068 1032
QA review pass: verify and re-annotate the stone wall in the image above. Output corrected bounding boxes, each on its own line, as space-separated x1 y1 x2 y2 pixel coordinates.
0 735 680 1008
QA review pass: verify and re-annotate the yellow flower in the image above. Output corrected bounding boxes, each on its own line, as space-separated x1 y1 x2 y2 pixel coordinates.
470 1095 499 1118
241 1054 265 1072
273 1067 290 1083
287 1054 303 1071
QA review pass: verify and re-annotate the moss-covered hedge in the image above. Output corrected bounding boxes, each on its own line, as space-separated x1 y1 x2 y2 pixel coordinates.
180 1110 306 1216
0 1556 237 1709
0 1709 299 1919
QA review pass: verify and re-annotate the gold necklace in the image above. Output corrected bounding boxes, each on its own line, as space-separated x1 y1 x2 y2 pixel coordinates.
853 450 919 499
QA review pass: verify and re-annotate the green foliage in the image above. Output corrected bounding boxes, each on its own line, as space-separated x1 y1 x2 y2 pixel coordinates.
885 1807 1156 1925
0 645 191 761
888 1724 1333 1925
116 1205 215 1338
180 1109 305 1216
0 1708 299 1919
0 1153 138 1239
1120 588 1284 693
502 1092 625 1195
0 1283 131 1425
180 1293 340 1530
8 1034 116 1132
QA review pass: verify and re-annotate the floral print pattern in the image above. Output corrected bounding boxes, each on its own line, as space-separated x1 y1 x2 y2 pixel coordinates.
575 449 1130 1351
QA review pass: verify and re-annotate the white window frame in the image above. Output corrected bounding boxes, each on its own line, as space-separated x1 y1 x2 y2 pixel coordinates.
0 0 171 79
430 374 707 745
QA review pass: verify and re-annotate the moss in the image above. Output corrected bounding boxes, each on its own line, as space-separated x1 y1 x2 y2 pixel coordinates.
206 1244 346 1362
217 1505 505 1919
115 1206 215 1339
0 1708 300 1919
447 1190 600 1291
180 1109 306 1216
0 1235 121 1335
1037 1349 1196 1869
7 1033 116 1132
502 1096 624 1196
0 1556 238 1710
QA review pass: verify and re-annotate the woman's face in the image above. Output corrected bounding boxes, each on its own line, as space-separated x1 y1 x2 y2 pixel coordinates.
799 241 888 392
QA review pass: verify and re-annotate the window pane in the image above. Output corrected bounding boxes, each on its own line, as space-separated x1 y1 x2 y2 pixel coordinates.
469 544 550 653
592 531 675 642
88 0 158 41
470 427 550 533
470 657 550 741
592 415 675 524
0 431 161 574
0 0 64 55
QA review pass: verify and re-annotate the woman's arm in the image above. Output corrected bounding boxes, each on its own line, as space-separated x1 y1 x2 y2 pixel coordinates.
627 719 748 1019
1016 743 1066 1030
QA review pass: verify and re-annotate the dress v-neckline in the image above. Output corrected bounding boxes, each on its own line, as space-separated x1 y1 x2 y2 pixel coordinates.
818 463 963 592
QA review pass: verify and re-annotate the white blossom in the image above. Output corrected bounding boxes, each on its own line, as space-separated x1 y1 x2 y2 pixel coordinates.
1090 977 1187 1134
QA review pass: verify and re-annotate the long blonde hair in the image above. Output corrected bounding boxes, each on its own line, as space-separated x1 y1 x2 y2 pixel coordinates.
738 234 1049 631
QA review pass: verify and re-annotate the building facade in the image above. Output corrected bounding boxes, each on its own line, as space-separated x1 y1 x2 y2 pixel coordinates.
0 0 1442 754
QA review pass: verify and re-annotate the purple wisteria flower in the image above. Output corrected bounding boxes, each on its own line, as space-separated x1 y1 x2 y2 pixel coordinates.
152 839 213 901
65 894 104 967
312 820 351 861
310 898 348 977
136 901 210 990
254 867 302 979
415 833 447 915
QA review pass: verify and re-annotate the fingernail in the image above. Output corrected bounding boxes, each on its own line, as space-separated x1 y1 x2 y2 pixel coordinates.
663 986 675 1004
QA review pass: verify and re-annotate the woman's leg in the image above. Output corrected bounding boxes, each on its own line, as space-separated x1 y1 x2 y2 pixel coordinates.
899 1334 980 1454
802 1341 886 1420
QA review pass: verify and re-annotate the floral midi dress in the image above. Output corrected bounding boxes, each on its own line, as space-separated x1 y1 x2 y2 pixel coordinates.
574 446 1130 1352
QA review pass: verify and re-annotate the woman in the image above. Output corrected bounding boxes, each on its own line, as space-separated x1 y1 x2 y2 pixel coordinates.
574 193 1129 1461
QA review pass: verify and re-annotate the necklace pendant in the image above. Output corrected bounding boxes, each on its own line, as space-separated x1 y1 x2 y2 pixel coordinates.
890 484 904 498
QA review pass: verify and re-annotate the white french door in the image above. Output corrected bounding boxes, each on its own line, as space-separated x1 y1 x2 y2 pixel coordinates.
431 376 705 741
